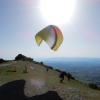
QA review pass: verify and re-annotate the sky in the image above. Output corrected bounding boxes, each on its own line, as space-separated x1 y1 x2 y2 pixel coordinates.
0 0 100 60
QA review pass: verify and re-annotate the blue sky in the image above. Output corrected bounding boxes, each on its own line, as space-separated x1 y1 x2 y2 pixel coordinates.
0 0 100 60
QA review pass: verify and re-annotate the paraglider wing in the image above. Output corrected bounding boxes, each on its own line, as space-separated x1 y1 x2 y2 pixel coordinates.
35 25 63 51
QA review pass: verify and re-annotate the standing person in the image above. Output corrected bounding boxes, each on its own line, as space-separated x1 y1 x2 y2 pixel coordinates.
47 67 49 72
24 65 27 73
59 71 66 83
67 73 70 81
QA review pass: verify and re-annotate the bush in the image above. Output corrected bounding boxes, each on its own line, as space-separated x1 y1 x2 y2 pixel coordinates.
97 86 100 90
48 66 53 69
55 69 61 73
0 58 7 63
40 62 44 65
15 54 33 62
89 83 98 89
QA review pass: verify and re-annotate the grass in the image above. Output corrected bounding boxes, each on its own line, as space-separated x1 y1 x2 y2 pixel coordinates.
0 61 100 100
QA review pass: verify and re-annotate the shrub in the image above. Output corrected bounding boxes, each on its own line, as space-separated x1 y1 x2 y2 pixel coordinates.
89 83 98 89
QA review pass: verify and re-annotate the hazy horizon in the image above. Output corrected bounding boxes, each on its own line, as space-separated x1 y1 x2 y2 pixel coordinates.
1 56 100 61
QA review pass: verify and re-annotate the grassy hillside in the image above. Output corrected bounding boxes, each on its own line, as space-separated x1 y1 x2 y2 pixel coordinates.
0 61 100 100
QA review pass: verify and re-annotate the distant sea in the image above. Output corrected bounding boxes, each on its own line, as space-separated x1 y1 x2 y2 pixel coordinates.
35 58 100 86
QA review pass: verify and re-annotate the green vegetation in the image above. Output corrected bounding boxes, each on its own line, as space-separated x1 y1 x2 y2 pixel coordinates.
0 61 100 100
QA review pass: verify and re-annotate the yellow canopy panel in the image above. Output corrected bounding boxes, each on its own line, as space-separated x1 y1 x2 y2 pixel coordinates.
35 25 63 51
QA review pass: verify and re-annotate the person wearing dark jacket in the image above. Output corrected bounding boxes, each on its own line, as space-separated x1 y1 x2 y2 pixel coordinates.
59 71 66 83
47 67 49 72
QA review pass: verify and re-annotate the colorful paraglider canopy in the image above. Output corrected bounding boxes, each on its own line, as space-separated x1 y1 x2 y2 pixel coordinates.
35 25 63 51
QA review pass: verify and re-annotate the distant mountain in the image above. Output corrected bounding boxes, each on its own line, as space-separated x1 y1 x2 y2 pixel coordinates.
40 57 100 62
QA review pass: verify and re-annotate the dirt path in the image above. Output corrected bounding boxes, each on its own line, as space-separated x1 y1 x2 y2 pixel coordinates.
0 61 17 67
